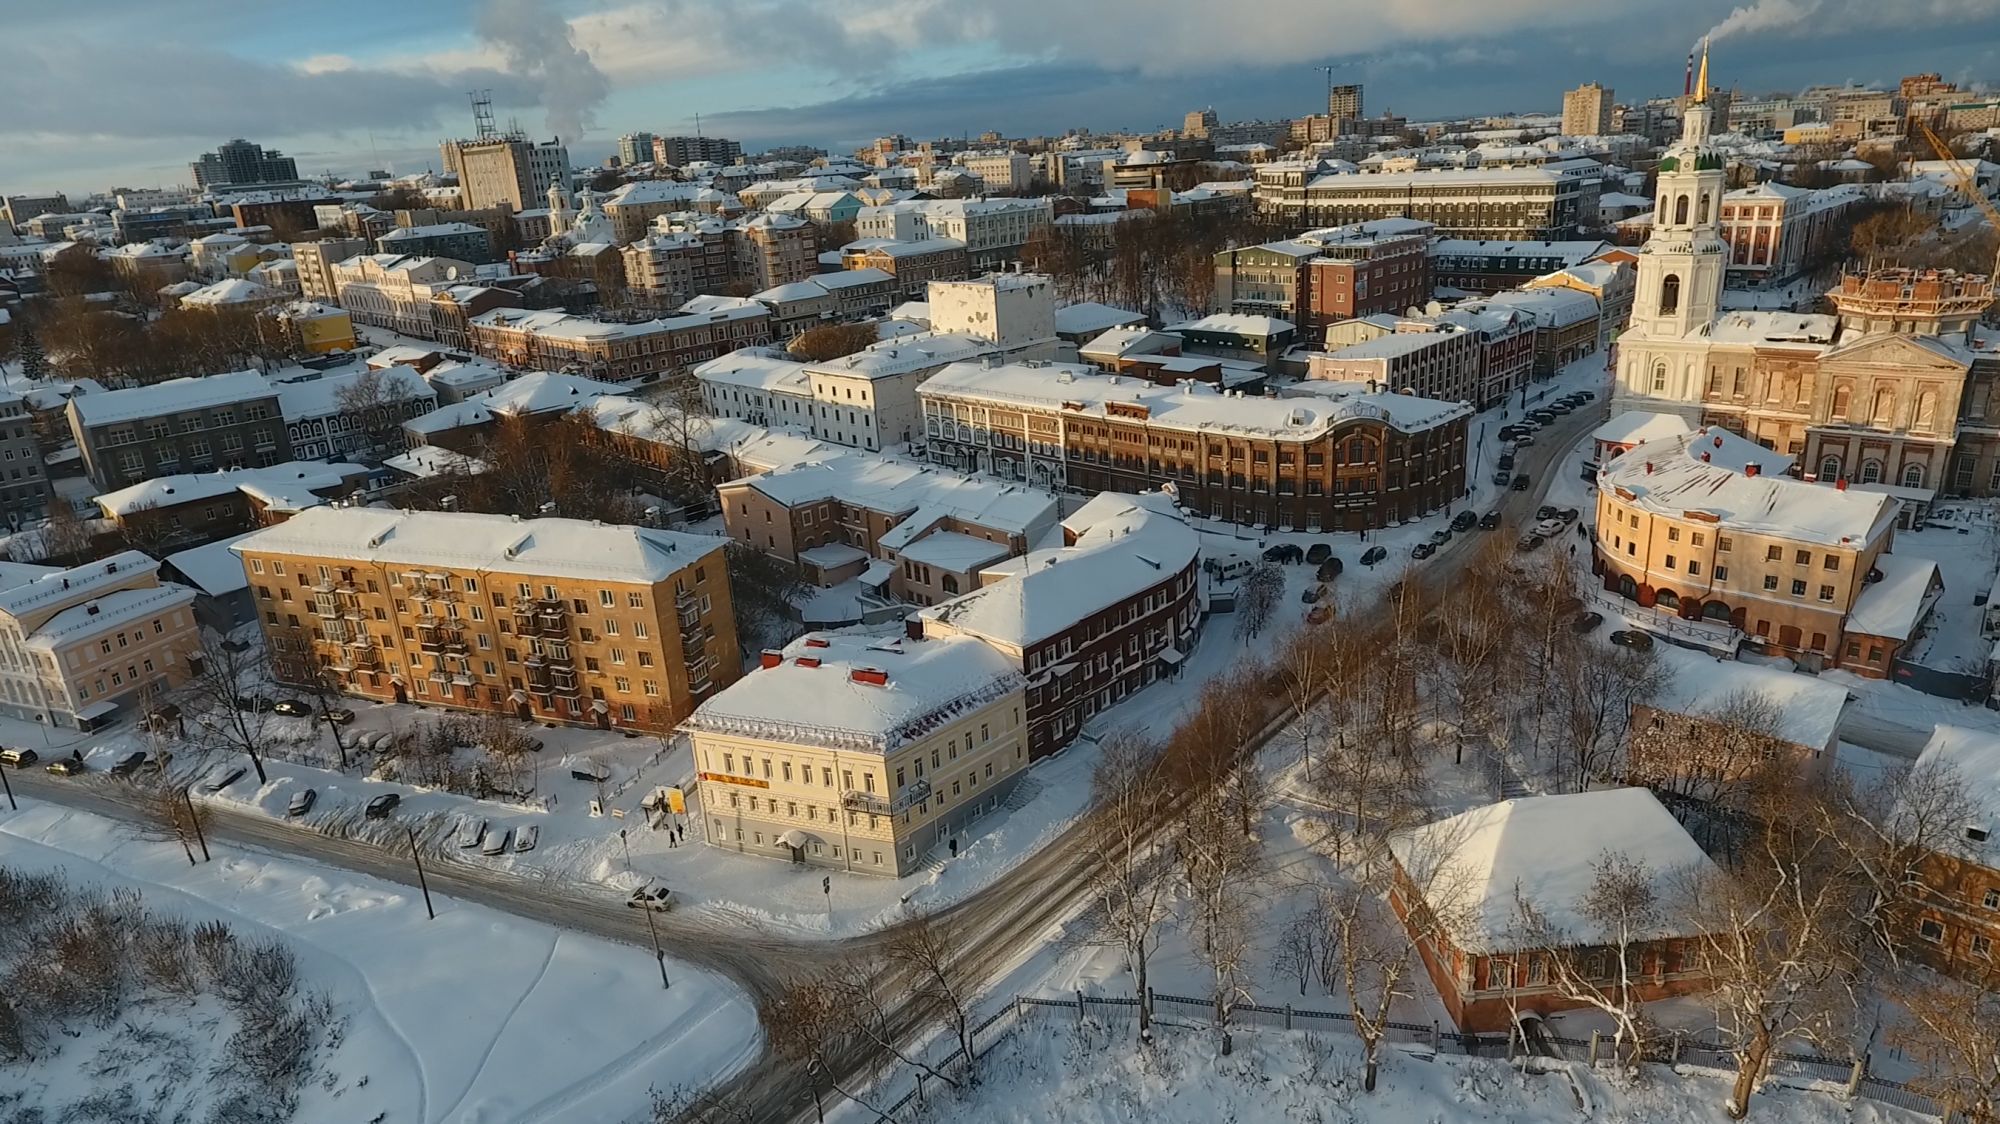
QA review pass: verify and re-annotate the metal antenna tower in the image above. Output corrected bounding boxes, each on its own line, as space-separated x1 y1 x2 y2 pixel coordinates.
470 89 498 139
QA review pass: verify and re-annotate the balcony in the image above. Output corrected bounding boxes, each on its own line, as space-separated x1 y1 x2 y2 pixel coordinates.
841 789 891 815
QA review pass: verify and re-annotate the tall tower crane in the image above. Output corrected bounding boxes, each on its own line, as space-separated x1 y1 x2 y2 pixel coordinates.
1916 119 2000 279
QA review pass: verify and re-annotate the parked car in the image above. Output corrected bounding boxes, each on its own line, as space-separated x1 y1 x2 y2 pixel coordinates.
1496 453 1516 471
514 825 539 853
234 695 276 713
1360 546 1387 566
0 748 37 768
1513 434 1536 448
1452 511 1478 532
1479 511 1502 530
481 827 513 857
1305 543 1332 565
1537 505 1558 521
627 885 674 912
1411 541 1437 560
270 699 311 717
1517 534 1545 552
1549 401 1574 414
109 751 148 777
364 792 401 819
1610 630 1654 651
1572 611 1605 633
1511 474 1532 492
1577 389 1597 400
456 818 488 849
287 788 318 817
1307 603 1333 626
1315 557 1343 582
1301 583 1326 604
323 708 356 725
1262 543 1304 564
46 757 86 777
1556 507 1580 523
203 766 248 793
1492 470 1513 486
1532 518 1565 538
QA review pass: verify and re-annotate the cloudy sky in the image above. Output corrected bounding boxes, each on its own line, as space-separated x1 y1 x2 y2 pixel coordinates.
5 0 1998 197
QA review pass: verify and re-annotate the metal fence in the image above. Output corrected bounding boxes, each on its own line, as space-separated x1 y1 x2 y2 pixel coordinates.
865 991 1949 1123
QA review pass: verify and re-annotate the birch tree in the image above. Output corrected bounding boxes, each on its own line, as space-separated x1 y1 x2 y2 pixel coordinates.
1177 788 1261 1055
1513 851 1666 1069
1088 732 1173 1043
1889 969 2000 1122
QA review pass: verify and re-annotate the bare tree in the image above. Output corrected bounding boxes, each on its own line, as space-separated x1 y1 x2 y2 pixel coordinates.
32 499 100 565
1559 644 1671 794
1088 731 1174 1042
331 366 423 460
181 630 277 784
1273 906 1322 997
1513 851 1667 1069
1235 563 1283 643
650 1082 755 1124
1888 968 2000 1122
1628 687 1784 808
1177 788 1262 1054
761 975 886 1120
883 914 980 1082
787 322 880 362
724 541 806 657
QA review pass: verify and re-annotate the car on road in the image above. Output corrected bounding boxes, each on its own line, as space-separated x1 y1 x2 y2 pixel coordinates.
1548 401 1574 414
1492 470 1513 486
1512 434 1536 448
234 695 277 713
323 708 356 725
1529 410 1557 424
270 699 311 717
1576 389 1596 400
1572 611 1605 633
109 751 149 777
481 827 513 857
287 788 318 817
1305 543 1332 565
456 818 488 849
46 757 87 777
1556 507 1580 523
1359 546 1387 567
1301 583 1326 605
1496 453 1515 471
514 825 539 853
203 766 248 793
1537 505 1558 521
1262 543 1304 564
1315 557 1343 582
1429 528 1452 546
1451 511 1477 532
1479 511 1502 530
1411 541 1437 560
1511 474 1532 492
0 748 36 768
627 885 673 912
1610 630 1654 651
1517 532 1545 550
364 792 401 819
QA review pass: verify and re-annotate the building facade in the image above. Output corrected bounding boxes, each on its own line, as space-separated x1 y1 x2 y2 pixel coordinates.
1562 83 1615 137
0 553 201 731
191 139 300 189
464 304 774 385
68 371 290 492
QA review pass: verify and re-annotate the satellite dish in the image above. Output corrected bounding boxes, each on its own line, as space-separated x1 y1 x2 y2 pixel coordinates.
445 266 461 280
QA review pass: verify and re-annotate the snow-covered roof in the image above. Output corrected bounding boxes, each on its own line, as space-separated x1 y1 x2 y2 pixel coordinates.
1844 553 1942 641
728 453 1058 537
403 371 627 435
693 348 810 395
1481 287 1599 327
165 532 259 598
684 630 1022 753
0 551 156 620
1166 312 1295 338
581 397 839 473
467 303 767 342
1080 326 1181 360
180 278 279 306
382 445 489 479
1429 239 1611 263
1388 788 1721 954
273 364 429 421
379 222 486 242
232 507 729 584
1053 302 1146 337
1650 645 1849 750
1591 410 1692 448
68 370 275 427
806 332 996 382
94 460 367 517
1910 725 2000 864
916 491 1198 650
893 530 1013 573
1319 328 1466 361
1703 310 1838 349
1599 427 1893 547
26 582 196 649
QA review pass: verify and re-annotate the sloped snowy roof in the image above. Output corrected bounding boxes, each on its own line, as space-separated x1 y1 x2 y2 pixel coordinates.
232 507 729 584
68 370 275 427
403 370 627 435
1166 313 1295 337
1599 428 1892 547
165 532 259 597
1388 788 1721 954
1591 410 1692 448
1650 645 1849 751
692 349 811 395
1844 553 1942 641
273 364 429 421
1053 302 1146 337
1910 725 2000 864
94 460 368 517
25 583 196 649
729 453 1057 536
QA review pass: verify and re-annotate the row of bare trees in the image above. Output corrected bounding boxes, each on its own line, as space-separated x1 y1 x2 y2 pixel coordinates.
1021 206 1270 320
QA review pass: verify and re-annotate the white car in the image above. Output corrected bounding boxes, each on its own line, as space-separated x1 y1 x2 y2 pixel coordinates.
455 818 487 850
480 827 513 856
513 825 539 853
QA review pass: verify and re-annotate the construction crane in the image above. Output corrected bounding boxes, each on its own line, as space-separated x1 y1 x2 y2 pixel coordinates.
1915 119 2000 278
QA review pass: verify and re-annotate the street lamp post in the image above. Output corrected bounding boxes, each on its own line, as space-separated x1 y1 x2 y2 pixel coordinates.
183 788 210 862
407 828 435 920
0 758 14 811
638 898 670 990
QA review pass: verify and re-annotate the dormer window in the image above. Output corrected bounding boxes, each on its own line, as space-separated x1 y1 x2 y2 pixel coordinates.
1967 825 1991 844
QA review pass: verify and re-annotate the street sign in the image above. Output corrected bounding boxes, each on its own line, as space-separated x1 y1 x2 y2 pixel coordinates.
666 786 686 815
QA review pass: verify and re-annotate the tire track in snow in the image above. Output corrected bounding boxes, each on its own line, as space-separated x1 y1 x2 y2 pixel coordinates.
431 928 561 1123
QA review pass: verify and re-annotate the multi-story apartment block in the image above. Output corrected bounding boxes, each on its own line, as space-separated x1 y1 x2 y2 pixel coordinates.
1523 260 1635 349
919 361 1470 529
914 490 1202 758
375 222 495 265
330 253 499 341
1427 239 1612 295
290 238 368 303
927 273 1057 360
853 199 1053 268
107 240 190 288
1562 82 1615 137
233 508 739 732
69 371 290 492
1253 161 1602 238
719 452 1059 597
621 227 732 307
683 630 1027 875
1308 323 1482 403
806 333 997 450
1716 183 1866 285
464 304 774 385
731 214 818 292
2 194 70 230
599 180 711 244
959 153 1032 191
0 393 51 529
617 132 655 167
443 135 572 212
654 135 743 166
1327 83 1364 126
842 239 971 299
1163 313 1296 372
752 269 898 338
0 552 201 731
1212 219 1432 333
191 139 299 189
1476 288 1602 376
695 349 817 429
1593 425 1919 673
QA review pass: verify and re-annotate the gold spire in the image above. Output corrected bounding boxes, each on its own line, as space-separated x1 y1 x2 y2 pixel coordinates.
1694 38 1710 104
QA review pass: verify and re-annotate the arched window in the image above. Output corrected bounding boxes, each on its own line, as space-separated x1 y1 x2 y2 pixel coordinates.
1861 459 1884 484
1656 589 1681 611
1659 274 1682 315
1696 192 1710 224
1902 463 1927 488
1916 391 1937 429
1819 455 1842 482
1831 384 1852 418
1873 388 1896 426
1674 194 1690 225
1652 362 1669 392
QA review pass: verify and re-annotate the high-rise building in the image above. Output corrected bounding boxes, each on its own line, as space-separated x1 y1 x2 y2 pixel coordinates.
1327 84 1364 127
653 136 743 167
1182 107 1218 138
190 139 300 190
1563 82 1616 137
617 132 656 167
442 136 572 212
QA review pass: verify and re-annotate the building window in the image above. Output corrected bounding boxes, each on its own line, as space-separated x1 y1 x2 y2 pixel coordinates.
1919 919 1945 943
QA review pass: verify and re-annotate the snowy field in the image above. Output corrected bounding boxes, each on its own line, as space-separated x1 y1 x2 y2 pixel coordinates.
859 1014 1927 1124
0 797 759 1124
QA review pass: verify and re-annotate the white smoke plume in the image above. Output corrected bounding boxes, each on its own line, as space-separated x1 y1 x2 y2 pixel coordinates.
1704 0 2000 44
1705 0 1814 41
475 0 610 142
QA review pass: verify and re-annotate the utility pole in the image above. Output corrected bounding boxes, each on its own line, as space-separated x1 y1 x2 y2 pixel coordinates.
183 788 210 862
638 898 670 989
0 758 13 811
408 828 435 920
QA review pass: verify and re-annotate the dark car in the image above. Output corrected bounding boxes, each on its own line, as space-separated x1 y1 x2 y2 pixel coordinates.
1315 558 1343 582
1497 453 1516 471
1492 470 1513 486
1262 543 1304 564
109 751 149 777
1556 507 1580 523
1360 546 1387 566
1411 541 1437 560
287 788 318 817
364 792 401 819
234 695 277 713
1517 534 1545 552
1577 389 1597 400
203 766 248 793
1572 611 1605 633
1305 543 1332 565
1479 511 1502 530
1451 511 1477 532
1537 505 1559 521
1301 584 1325 604
1610 630 1655 651
1511 474 1532 491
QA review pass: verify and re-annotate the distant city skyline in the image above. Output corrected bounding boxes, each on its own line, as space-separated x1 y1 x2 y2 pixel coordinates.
3 0 1996 196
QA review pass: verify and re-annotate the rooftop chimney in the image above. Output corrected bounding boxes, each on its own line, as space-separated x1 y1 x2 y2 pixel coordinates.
760 650 784 669
1837 477 1848 491
1713 435 1724 448
1645 461 1653 474
804 637 831 648
849 667 889 686
795 656 821 668
1745 462 1760 477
